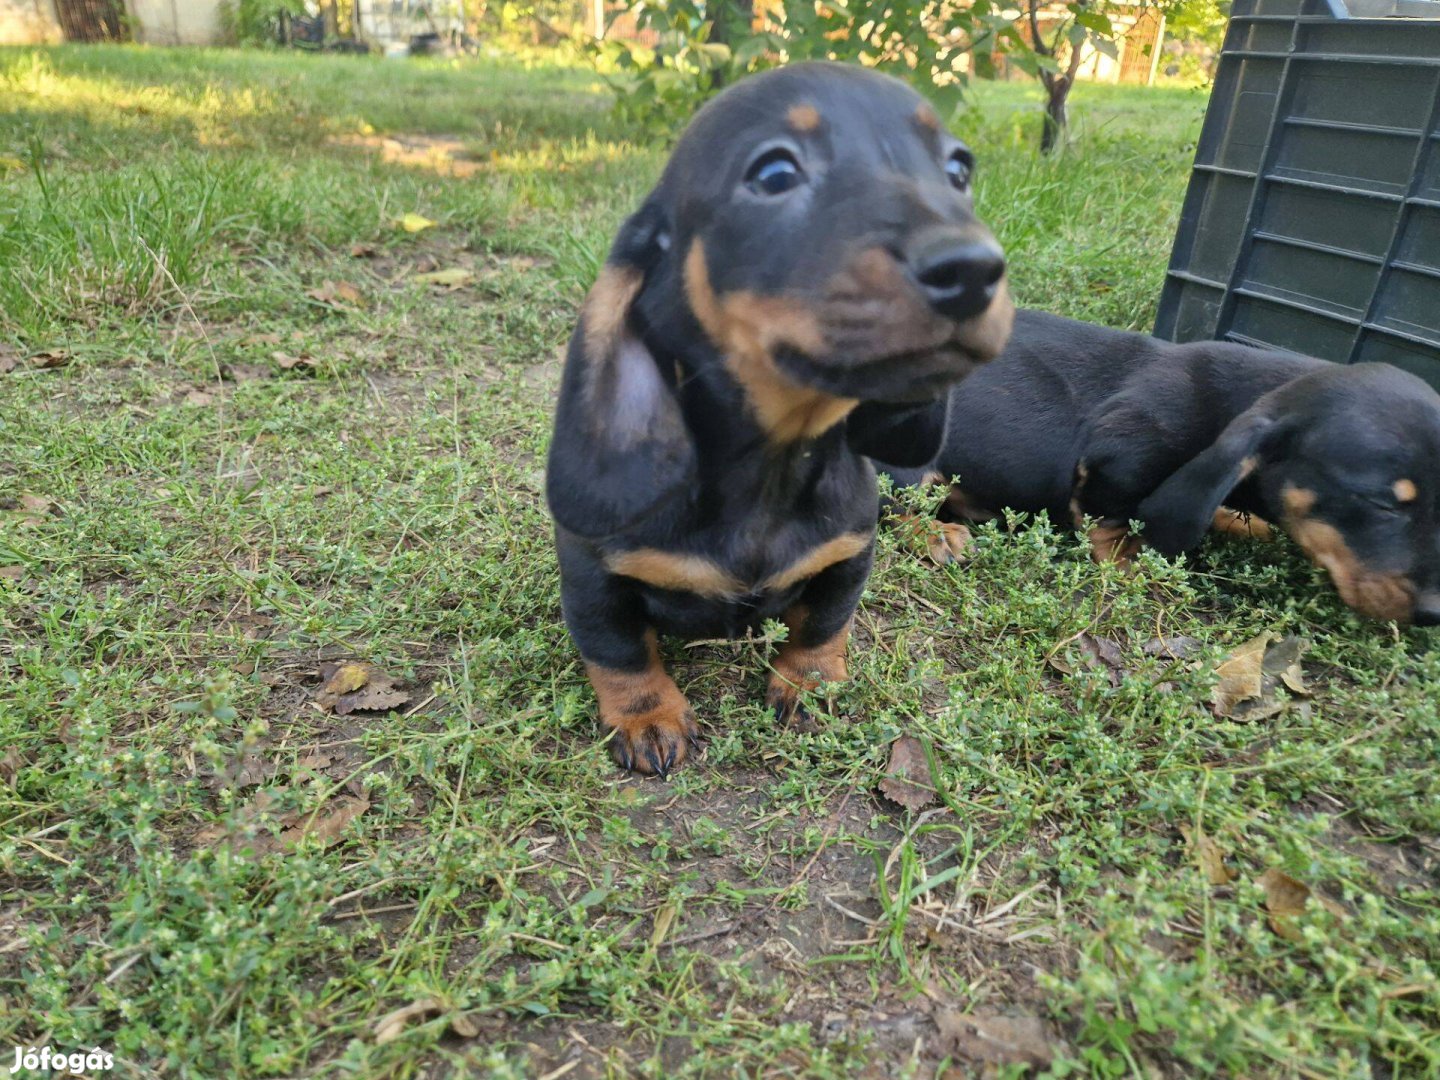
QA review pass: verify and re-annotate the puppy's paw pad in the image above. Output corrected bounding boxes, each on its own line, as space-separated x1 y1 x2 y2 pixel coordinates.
610 707 699 778
926 522 973 566
765 671 841 726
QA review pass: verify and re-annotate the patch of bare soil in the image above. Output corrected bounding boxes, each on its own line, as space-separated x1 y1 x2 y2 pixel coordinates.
505 767 1070 1076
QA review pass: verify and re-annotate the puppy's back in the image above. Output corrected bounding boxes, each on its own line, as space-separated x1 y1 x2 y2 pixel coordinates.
935 311 1166 519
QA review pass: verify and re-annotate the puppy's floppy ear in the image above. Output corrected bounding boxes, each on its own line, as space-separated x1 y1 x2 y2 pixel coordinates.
546 202 694 540
1138 404 1286 556
846 398 950 468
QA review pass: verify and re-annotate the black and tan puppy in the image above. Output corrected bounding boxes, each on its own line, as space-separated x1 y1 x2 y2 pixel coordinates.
876 310 1440 625
547 63 1014 775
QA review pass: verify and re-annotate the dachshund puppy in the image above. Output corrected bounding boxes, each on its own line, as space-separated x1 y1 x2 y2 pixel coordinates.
547 62 1014 774
875 309 1440 625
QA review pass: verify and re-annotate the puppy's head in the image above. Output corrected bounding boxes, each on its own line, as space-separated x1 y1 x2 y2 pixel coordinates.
1140 363 1440 624
632 62 1013 437
549 63 1012 538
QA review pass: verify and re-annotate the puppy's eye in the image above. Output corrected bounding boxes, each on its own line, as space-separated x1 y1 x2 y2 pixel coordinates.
745 149 804 197
946 151 973 191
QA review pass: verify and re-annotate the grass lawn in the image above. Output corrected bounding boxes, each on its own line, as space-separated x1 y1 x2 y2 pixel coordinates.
2 45 1437 1078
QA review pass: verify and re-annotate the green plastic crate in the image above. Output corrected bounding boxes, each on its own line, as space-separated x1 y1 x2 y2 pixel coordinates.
1154 0 1440 389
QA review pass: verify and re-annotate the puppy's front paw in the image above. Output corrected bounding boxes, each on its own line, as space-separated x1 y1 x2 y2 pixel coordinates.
608 701 700 778
766 629 850 724
1087 520 1143 566
588 660 699 777
895 513 973 566
926 522 973 566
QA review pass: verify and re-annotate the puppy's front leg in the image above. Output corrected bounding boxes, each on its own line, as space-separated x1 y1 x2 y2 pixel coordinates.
558 537 697 777
766 544 874 722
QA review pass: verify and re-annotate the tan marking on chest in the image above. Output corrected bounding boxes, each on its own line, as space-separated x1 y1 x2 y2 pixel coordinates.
605 549 745 598
606 531 871 598
762 531 873 592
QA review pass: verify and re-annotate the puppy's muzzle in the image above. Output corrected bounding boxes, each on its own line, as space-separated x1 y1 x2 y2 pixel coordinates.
906 227 1007 322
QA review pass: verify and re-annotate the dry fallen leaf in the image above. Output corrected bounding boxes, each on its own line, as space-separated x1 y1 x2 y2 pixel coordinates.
413 267 474 288
0 566 24 582
1212 632 1271 717
934 1009 1058 1068
318 661 371 700
879 735 935 812
185 389 214 407
314 661 411 715
194 788 296 847
1264 635 1310 696
271 350 317 372
206 751 276 792
373 999 443 1044
0 746 25 787
28 349 70 369
306 280 363 308
503 254 542 271
1213 633 1309 719
0 344 18 375
337 685 410 715
276 794 369 850
450 1012 480 1038
1143 635 1202 660
1179 823 1236 886
350 242 378 258
19 494 54 515
399 212 436 233
1258 867 1311 940
241 332 282 347
1257 867 1346 941
1049 633 1125 686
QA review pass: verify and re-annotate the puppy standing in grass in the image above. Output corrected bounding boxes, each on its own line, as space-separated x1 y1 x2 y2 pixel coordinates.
547 63 1014 775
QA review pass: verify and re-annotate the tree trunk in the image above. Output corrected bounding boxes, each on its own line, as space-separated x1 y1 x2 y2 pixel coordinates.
1040 78 1070 154
707 0 755 89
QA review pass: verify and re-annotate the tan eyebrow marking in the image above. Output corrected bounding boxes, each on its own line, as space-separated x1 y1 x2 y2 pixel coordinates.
1394 479 1418 503
787 104 821 132
914 103 940 131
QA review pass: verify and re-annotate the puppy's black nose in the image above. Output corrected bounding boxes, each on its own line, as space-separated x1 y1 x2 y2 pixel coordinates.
1415 593 1440 627
909 233 1006 321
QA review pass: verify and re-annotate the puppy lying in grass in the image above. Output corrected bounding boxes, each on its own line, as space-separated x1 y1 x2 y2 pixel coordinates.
875 309 1440 625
